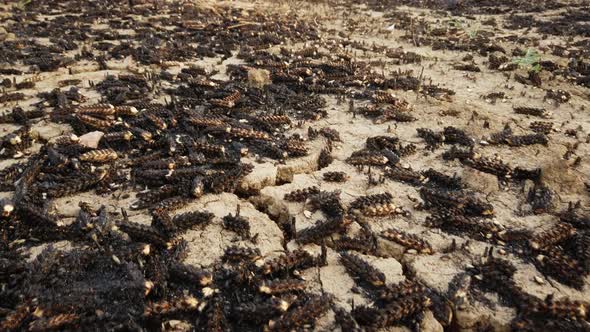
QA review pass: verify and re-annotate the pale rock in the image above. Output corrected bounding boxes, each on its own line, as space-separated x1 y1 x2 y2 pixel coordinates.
79 131 104 149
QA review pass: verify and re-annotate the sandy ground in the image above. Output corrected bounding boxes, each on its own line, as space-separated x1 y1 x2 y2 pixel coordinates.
1 0 590 331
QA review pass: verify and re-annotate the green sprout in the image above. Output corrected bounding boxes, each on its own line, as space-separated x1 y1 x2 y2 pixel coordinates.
513 48 542 73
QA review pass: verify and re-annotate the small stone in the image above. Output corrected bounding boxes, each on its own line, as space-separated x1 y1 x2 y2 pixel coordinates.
78 131 105 148
303 210 312 218
534 276 545 284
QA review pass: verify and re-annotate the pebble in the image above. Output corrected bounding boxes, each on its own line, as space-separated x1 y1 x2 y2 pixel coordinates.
79 131 104 148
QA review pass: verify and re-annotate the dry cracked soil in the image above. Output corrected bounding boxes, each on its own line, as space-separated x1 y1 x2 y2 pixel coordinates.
1 0 590 331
